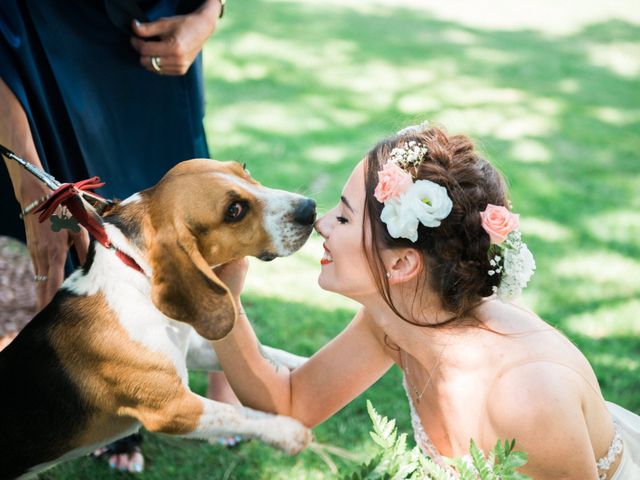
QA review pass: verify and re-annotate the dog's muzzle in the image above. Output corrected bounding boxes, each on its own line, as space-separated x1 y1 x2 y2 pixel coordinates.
260 195 317 260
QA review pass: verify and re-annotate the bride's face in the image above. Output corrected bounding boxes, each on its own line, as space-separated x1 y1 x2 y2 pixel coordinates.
315 161 379 299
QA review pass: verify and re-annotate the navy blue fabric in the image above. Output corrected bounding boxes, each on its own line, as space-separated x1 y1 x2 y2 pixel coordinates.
0 0 209 242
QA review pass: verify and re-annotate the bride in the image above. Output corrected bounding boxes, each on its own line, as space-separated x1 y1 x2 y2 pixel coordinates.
212 123 639 478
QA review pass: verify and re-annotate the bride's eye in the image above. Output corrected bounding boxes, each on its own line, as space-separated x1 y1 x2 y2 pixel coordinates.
336 216 348 224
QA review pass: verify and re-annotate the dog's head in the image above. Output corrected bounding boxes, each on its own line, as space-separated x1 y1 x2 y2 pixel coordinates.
105 159 315 340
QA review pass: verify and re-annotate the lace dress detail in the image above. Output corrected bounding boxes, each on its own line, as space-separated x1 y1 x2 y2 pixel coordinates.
598 421 623 480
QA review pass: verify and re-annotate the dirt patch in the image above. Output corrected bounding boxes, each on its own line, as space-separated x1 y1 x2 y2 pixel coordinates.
0 236 36 349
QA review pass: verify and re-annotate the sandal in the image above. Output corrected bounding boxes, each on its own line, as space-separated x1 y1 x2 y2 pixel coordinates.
216 435 244 448
92 433 144 473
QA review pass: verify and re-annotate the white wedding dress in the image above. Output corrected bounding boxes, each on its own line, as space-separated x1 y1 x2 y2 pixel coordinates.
606 402 640 479
403 378 640 479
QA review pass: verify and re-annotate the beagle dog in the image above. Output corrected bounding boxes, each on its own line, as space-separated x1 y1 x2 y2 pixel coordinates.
0 159 316 479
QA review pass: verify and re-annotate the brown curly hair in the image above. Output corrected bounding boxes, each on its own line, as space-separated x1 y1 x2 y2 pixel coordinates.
363 125 509 325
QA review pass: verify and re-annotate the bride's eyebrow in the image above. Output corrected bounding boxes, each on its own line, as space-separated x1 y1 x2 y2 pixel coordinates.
341 195 355 213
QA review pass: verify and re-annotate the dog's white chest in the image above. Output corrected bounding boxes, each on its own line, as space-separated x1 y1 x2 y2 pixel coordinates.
64 246 191 382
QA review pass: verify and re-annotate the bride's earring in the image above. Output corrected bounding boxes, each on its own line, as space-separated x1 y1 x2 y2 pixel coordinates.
386 272 392 279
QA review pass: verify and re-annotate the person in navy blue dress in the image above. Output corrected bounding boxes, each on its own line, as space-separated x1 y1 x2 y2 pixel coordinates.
0 0 239 472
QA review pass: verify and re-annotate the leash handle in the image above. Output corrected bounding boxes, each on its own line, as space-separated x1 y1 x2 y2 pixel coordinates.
0 143 60 190
0 143 112 209
1 143 145 274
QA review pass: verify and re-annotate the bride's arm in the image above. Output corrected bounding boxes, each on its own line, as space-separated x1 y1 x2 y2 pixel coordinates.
213 305 393 427
212 263 393 427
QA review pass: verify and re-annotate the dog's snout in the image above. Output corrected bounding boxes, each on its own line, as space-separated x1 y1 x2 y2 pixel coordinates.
260 192 315 258
294 198 316 226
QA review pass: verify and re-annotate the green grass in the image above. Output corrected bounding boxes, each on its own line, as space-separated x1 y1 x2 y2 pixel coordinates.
44 0 640 478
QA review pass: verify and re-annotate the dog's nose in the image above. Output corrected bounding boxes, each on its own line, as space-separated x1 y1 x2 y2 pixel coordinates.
294 198 316 226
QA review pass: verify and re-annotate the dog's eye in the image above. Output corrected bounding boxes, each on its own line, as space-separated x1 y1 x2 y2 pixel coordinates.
224 201 248 223
242 163 251 176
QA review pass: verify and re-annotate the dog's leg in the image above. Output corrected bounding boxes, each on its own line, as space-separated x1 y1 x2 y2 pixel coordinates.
126 391 311 454
182 397 312 454
259 345 307 370
186 329 308 371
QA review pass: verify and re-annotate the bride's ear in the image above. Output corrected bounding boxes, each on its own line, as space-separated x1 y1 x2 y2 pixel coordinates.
386 248 423 284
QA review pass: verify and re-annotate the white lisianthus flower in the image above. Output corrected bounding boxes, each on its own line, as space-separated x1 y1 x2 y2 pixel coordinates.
380 197 420 242
379 180 452 242
404 180 453 228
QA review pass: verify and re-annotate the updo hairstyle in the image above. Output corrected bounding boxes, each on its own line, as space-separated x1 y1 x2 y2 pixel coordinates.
363 125 509 324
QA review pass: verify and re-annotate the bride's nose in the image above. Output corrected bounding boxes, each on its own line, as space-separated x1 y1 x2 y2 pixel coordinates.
314 213 330 239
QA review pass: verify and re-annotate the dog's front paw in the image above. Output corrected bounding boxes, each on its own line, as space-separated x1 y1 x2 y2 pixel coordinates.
260 415 312 455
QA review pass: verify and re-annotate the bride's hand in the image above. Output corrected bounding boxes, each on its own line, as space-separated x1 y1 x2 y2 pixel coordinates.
215 258 249 301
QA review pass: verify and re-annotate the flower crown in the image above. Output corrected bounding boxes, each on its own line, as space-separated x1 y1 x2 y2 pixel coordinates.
480 204 535 300
374 126 535 300
374 141 452 243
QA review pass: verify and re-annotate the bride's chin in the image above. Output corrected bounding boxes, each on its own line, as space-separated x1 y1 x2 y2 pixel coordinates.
317 272 338 293
317 275 330 291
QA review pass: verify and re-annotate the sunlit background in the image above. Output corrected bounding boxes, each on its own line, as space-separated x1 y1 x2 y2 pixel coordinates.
206 0 640 392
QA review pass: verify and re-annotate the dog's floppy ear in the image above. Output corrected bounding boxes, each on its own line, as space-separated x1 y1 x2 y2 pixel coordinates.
149 222 236 340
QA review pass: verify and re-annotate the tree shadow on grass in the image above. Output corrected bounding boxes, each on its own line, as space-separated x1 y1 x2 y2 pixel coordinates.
207 0 639 228
569 333 640 411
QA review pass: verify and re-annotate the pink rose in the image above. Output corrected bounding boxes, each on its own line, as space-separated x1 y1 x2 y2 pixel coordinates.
374 162 413 203
480 204 519 244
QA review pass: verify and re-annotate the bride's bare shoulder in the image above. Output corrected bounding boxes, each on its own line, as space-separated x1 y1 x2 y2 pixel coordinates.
484 360 600 476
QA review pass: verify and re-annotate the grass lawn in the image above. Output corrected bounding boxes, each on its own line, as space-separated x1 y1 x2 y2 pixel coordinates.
43 0 640 478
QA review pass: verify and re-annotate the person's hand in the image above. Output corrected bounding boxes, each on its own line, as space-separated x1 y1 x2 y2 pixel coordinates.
130 0 222 76
21 188 89 311
214 258 249 302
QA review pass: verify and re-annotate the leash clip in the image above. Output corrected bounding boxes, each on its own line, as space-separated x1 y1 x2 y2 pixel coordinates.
0 143 112 212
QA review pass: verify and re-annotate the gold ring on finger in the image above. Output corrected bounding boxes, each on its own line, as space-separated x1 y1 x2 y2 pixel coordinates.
151 56 162 73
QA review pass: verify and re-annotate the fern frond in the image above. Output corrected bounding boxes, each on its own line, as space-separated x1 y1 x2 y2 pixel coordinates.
419 455 452 480
469 439 494 479
340 451 385 480
446 457 476 480
393 432 408 456
348 401 532 480
368 399 398 449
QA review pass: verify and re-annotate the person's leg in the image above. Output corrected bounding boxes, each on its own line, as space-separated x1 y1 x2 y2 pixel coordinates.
207 371 240 404
93 434 144 472
207 371 244 446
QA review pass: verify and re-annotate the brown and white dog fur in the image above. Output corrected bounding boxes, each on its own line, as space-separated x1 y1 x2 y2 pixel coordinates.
0 159 316 479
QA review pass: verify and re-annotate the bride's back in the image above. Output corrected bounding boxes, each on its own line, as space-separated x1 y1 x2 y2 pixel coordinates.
408 299 618 475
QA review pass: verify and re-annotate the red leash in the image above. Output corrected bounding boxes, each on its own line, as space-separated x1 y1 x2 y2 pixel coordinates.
35 178 145 275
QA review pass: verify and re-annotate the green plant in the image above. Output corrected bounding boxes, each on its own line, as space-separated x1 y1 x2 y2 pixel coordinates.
342 400 530 480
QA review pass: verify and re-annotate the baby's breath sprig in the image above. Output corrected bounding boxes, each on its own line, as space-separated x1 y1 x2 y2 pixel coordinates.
389 141 429 174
